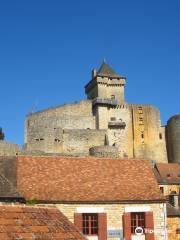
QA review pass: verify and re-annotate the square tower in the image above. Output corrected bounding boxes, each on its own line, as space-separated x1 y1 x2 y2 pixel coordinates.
85 62 126 104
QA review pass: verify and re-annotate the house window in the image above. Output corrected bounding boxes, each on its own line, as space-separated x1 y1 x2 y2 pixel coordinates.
82 213 98 235
131 212 145 234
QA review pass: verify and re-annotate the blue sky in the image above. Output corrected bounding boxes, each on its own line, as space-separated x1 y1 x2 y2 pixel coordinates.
0 0 180 146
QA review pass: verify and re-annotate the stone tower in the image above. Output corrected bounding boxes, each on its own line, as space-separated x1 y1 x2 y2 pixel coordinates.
85 61 126 104
166 115 180 163
24 61 169 163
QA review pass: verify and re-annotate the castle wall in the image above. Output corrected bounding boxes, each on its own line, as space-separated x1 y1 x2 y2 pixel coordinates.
25 100 99 154
0 141 20 156
63 129 106 155
131 105 168 163
107 105 133 158
166 115 180 163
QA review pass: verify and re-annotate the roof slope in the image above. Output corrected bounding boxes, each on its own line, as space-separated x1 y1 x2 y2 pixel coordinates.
167 203 180 217
0 205 85 240
0 174 21 198
154 163 180 184
97 62 124 78
17 156 163 202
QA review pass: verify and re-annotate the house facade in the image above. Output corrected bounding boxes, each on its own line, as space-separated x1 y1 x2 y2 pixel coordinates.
14 155 167 240
153 163 180 240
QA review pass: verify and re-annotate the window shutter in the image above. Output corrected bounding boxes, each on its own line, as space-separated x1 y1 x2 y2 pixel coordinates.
74 213 83 233
145 211 155 240
98 213 107 240
123 212 131 240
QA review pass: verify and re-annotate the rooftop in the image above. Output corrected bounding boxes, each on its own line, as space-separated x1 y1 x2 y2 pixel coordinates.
16 156 164 202
0 204 85 240
97 62 125 79
153 163 180 184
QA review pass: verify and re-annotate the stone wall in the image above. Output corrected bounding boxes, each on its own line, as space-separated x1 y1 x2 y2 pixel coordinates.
159 184 180 196
25 100 101 154
62 129 106 155
24 95 169 163
0 141 20 156
167 217 180 240
131 104 168 163
166 115 180 163
89 146 119 158
54 202 167 240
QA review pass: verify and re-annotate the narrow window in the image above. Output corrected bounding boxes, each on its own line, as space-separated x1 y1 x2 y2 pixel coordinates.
83 213 98 235
141 133 144 139
159 133 162 139
111 95 115 99
110 117 116 121
160 187 164 194
55 138 60 142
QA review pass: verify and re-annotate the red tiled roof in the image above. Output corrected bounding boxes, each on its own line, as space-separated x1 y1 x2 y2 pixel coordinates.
17 156 164 202
154 163 180 184
0 204 86 240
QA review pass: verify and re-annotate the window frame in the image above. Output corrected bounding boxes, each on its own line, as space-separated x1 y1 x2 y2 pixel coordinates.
82 213 98 236
130 212 145 234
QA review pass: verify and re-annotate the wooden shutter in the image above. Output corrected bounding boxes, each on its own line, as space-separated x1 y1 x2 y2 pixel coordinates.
74 213 83 233
145 211 155 240
98 213 107 240
123 212 131 240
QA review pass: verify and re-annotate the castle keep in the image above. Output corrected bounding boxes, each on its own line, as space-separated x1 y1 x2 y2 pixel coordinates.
24 62 180 163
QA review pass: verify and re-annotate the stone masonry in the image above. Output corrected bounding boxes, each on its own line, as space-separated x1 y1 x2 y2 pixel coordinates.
24 62 180 163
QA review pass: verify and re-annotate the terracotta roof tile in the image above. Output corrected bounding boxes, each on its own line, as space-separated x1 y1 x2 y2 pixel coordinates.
154 163 180 184
0 204 86 240
17 156 163 202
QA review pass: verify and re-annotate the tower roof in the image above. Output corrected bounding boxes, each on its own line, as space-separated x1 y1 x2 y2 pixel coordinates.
97 62 125 79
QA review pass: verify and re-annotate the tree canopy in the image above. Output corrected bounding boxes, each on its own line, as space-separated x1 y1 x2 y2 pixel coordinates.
0 127 5 140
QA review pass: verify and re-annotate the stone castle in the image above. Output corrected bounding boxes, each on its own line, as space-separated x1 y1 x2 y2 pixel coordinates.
20 62 179 163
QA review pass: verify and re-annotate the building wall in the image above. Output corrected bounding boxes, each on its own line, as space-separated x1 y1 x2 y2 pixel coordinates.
167 217 180 240
166 115 180 163
159 185 180 196
0 141 20 156
24 100 168 162
25 100 104 154
131 105 167 163
54 202 167 240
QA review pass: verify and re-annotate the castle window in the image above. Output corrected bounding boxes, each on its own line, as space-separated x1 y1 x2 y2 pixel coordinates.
55 138 60 142
40 138 44 141
141 133 144 139
111 95 115 99
176 228 180 234
159 133 162 139
110 117 116 121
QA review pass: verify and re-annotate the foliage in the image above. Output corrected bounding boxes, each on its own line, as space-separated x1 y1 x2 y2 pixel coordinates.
0 127 4 140
26 198 38 205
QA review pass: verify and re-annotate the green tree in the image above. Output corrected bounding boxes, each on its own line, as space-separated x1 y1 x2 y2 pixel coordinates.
0 127 5 140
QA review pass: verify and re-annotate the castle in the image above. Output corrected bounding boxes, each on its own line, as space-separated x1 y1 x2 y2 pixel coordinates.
22 62 180 163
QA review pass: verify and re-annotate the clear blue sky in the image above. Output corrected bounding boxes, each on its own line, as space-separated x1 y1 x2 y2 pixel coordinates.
0 0 180 146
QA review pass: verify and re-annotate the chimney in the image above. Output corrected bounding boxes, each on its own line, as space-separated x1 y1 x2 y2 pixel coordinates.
92 69 97 78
